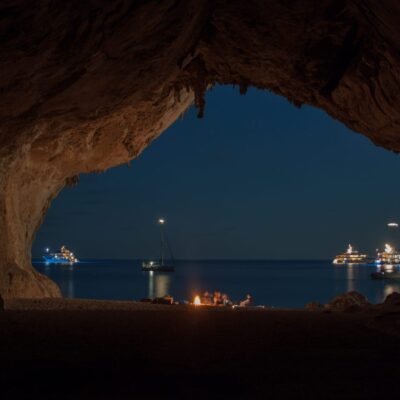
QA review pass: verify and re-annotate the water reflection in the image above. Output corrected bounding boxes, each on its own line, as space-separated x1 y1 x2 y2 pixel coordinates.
147 271 171 299
347 265 355 292
44 264 75 298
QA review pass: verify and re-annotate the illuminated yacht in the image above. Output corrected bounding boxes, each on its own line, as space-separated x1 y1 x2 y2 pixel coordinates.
142 218 175 272
375 244 400 266
332 244 368 265
43 245 78 265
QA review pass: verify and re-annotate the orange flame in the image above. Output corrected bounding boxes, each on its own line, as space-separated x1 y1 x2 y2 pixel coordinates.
194 295 201 306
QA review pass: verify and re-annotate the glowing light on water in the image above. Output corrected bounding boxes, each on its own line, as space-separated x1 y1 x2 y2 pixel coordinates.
194 295 201 306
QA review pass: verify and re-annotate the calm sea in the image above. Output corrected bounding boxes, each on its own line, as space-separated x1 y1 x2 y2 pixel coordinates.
33 259 399 308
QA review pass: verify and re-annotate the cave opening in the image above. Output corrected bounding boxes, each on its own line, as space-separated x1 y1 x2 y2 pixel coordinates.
1 0 399 304
31 86 400 306
3 3 400 398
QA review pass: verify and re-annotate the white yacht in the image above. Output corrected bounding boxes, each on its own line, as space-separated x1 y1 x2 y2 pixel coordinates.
43 245 78 265
333 244 369 265
375 244 400 265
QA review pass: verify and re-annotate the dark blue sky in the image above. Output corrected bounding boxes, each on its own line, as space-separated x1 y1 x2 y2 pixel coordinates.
33 86 400 260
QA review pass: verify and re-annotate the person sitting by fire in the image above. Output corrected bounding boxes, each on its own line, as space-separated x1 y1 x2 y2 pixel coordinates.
240 294 253 307
201 291 213 305
222 293 232 306
213 291 224 305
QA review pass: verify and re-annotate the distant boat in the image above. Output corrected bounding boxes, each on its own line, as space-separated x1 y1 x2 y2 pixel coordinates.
43 245 78 265
374 243 400 266
332 244 369 265
142 218 175 272
371 266 400 280
370 244 400 280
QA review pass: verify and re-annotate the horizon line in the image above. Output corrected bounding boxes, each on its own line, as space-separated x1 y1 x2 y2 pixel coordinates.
32 257 332 262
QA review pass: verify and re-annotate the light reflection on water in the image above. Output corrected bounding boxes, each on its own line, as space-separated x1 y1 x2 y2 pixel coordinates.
347 265 354 292
44 263 75 298
147 271 171 298
33 260 400 307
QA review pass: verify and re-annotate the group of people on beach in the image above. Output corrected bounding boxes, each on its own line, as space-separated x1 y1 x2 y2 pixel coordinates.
200 291 253 307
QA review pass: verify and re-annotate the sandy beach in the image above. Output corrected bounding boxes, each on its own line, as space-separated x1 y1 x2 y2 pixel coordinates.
1 299 400 399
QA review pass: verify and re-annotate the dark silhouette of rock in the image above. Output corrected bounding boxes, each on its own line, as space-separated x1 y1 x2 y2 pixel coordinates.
383 292 400 306
139 298 153 303
0 295 4 310
152 296 174 305
1 1 400 297
327 291 370 311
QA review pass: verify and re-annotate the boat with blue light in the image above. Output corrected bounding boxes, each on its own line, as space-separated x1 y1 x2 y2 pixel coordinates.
43 245 78 265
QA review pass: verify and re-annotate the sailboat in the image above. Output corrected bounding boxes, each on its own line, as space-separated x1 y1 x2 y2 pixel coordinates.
142 218 175 272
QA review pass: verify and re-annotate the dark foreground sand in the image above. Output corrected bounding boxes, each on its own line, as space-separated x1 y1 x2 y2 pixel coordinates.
1 299 400 399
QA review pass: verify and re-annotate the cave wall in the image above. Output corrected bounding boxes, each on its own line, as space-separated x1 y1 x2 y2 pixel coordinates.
1 0 400 297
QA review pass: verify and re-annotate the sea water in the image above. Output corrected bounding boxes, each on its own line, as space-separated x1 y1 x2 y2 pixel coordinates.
33 259 399 308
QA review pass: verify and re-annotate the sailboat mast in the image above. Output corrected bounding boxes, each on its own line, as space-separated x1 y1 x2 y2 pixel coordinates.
159 218 165 266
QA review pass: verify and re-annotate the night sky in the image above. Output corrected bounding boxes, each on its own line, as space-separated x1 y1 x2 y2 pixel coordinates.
33 86 400 260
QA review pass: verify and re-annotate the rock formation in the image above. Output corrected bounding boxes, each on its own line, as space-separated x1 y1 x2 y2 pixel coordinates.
327 291 370 311
1 0 400 297
383 292 400 307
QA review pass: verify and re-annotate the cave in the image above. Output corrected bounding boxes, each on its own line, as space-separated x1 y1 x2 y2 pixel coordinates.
1 0 400 298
